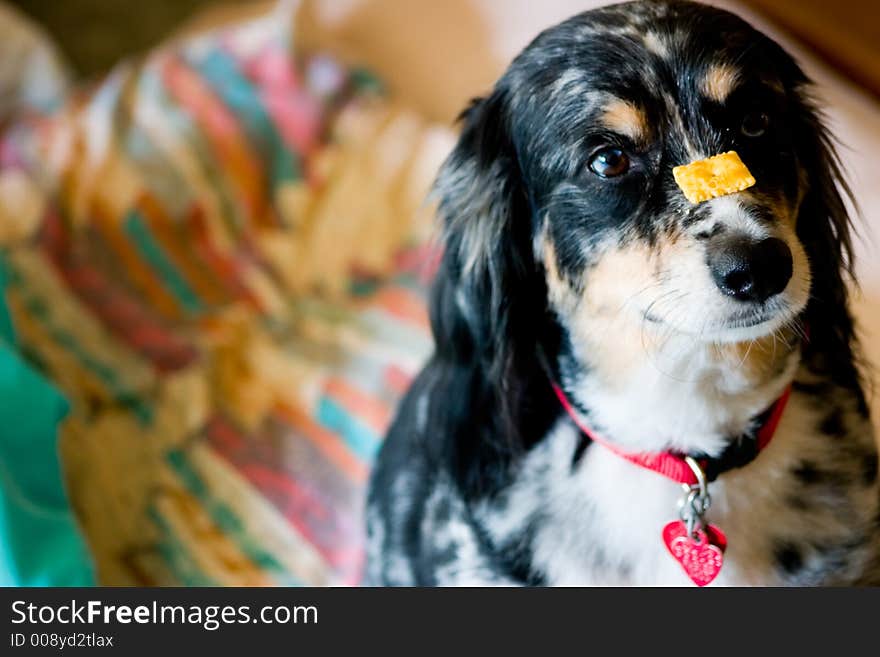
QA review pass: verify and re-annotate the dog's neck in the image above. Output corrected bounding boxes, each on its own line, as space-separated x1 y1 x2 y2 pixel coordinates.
560 320 801 457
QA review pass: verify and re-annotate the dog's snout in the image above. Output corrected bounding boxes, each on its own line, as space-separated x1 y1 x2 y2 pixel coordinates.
708 237 793 303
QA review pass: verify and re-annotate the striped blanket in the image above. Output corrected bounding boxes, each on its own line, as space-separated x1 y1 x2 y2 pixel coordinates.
0 9 451 585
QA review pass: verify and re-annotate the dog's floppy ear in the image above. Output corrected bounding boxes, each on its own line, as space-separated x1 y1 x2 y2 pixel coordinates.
431 88 533 360
429 87 550 447
792 88 866 396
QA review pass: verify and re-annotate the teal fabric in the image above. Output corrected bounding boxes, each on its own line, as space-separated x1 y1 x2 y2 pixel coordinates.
0 255 95 586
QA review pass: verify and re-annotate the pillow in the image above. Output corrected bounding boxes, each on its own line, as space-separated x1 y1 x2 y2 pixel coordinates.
0 4 451 585
0 257 94 586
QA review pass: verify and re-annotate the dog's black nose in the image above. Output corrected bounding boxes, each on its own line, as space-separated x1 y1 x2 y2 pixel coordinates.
708 237 793 303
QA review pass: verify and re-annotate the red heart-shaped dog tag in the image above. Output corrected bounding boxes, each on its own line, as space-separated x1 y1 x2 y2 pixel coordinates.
662 520 727 587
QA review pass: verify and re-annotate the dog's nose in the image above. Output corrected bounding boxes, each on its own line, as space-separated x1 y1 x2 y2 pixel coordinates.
708 237 793 303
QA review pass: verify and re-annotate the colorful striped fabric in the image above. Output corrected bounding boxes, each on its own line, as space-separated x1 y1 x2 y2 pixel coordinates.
0 9 452 585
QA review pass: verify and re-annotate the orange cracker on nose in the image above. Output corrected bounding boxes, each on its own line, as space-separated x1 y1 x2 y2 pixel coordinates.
672 151 756 204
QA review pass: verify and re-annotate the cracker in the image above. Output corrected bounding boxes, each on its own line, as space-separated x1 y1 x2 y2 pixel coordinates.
672 151 755 204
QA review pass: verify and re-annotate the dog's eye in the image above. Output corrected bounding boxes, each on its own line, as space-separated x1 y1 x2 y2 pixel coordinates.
588 147 630 178
741 111 769 138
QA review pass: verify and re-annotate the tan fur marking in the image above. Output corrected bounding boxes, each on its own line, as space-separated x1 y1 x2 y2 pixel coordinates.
601 99 649 143
543 239 577 314
701 64 741 103
570 243 661 385
719 326 800 382
556 240 797 391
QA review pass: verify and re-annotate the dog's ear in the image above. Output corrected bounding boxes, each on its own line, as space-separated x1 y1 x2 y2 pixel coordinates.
792 88 866 395
429 88 550 446
431 88 534 361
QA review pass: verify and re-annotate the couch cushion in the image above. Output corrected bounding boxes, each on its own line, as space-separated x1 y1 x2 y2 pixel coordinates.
0 5 451 585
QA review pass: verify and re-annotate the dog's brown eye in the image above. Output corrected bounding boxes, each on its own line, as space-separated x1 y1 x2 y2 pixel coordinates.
741 111 769 137
588 147 629 178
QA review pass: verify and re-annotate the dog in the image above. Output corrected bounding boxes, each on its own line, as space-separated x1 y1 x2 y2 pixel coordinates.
365 0 880 585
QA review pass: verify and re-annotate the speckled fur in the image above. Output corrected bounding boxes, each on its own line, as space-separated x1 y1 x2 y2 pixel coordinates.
366 1 879 586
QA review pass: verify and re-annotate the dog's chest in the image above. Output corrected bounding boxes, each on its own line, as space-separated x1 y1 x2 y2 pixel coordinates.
478 394 877 586
522 438 779 586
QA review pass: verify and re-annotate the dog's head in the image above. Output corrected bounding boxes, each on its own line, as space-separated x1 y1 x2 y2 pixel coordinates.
432 0 858 414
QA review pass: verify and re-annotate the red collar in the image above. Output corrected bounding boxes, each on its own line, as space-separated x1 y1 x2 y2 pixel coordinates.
550 381 792 486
